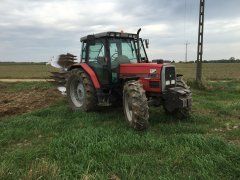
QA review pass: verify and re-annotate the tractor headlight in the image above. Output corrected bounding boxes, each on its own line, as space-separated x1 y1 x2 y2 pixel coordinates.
171 80 175 84
166 80 170 85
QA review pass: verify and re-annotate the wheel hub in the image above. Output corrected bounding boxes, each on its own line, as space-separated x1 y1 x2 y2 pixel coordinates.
70 78 85 107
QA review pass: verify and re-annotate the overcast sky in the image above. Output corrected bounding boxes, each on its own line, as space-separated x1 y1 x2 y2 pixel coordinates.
0 0 240 62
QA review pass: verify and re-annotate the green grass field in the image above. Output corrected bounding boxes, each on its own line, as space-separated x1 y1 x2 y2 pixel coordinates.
0 81 240 179
0 64 57 79
0 63 240 80
176 63 240 81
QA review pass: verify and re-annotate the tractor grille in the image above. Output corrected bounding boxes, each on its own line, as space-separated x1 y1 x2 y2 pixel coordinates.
164 66 176 89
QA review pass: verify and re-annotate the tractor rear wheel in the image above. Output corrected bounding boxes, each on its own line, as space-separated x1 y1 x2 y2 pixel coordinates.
66 69 97 111
123 80 149 130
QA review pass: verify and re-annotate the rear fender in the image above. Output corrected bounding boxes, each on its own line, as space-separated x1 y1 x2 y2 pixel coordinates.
68 63 100 89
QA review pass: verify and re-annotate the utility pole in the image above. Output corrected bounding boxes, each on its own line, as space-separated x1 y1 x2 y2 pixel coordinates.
196 0 205 82
185 41 190 62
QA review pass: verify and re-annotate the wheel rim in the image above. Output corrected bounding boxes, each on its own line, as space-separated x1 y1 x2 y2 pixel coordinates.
70 77 85 107
124 93 133 122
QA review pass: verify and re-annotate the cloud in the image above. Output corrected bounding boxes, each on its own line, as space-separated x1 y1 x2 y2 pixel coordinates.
0 0 239 61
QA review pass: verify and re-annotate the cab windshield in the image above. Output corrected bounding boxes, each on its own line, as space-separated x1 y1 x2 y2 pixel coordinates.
109 38 137 69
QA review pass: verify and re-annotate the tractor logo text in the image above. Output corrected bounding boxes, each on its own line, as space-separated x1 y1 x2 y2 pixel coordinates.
150 69 157 74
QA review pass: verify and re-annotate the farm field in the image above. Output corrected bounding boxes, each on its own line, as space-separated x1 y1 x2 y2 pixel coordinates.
0 63 240 81
0 64 57 79
175 63 240 81
0 81 240 179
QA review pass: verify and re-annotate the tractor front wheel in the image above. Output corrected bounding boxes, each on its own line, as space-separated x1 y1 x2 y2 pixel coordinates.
66 69 97 111
123 80 149 130
163 105 190 119
163 77 191 119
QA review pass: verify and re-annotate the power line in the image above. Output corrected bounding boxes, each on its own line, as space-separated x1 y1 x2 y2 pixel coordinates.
184 0 187 42
184 0 193 62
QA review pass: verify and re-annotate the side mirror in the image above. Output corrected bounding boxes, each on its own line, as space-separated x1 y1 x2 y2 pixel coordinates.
144 39 149 48
87 35 96 45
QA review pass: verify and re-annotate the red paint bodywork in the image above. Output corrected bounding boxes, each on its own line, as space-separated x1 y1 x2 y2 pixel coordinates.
69 63 100 89
120 63 164 92
70 62 164 93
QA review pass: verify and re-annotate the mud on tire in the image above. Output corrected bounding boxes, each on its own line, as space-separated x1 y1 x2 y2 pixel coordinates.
163 98 191 119
66 69 97 111
123 80 149 130
176 76 191 118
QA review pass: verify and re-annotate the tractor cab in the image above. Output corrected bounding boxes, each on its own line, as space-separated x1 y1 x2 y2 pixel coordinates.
79 30 149 85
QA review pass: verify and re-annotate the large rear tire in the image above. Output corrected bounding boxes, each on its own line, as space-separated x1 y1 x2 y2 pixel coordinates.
66 69 97 111
123 80 149 130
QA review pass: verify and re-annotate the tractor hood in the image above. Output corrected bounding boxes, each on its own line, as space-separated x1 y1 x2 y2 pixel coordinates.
120 63 164 76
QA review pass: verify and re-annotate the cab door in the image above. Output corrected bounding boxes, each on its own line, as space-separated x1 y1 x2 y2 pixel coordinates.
87 39 110 85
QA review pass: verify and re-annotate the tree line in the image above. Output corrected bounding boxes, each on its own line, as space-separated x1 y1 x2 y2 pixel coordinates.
177 57 240 63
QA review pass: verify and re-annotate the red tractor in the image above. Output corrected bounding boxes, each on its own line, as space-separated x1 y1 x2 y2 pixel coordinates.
65 29 192 130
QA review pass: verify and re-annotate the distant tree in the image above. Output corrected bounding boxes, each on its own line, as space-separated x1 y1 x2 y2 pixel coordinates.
229 57 236 61
172 60 175 63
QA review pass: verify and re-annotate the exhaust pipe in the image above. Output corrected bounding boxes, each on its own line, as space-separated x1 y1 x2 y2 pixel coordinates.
137 28 141 62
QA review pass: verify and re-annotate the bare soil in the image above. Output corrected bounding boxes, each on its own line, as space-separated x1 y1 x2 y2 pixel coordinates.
0 79 53 82
0 87 62 118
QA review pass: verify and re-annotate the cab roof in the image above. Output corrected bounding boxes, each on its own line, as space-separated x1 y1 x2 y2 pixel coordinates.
80 31 138 42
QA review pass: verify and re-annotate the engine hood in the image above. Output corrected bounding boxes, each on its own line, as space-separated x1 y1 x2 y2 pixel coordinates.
120 63 164 75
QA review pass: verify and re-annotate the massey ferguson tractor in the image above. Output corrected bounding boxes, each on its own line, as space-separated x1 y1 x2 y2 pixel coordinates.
54 29 192 130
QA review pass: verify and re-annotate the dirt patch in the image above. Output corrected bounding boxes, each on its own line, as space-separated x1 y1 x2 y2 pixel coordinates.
229 139 240 145
0 84 8 89
11 139 32 149
0 87 63 118
0 79 53 82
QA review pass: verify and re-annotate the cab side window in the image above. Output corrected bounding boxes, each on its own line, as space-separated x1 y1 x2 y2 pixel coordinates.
89 42 105 62
81 42 86 62
135 40 147 61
